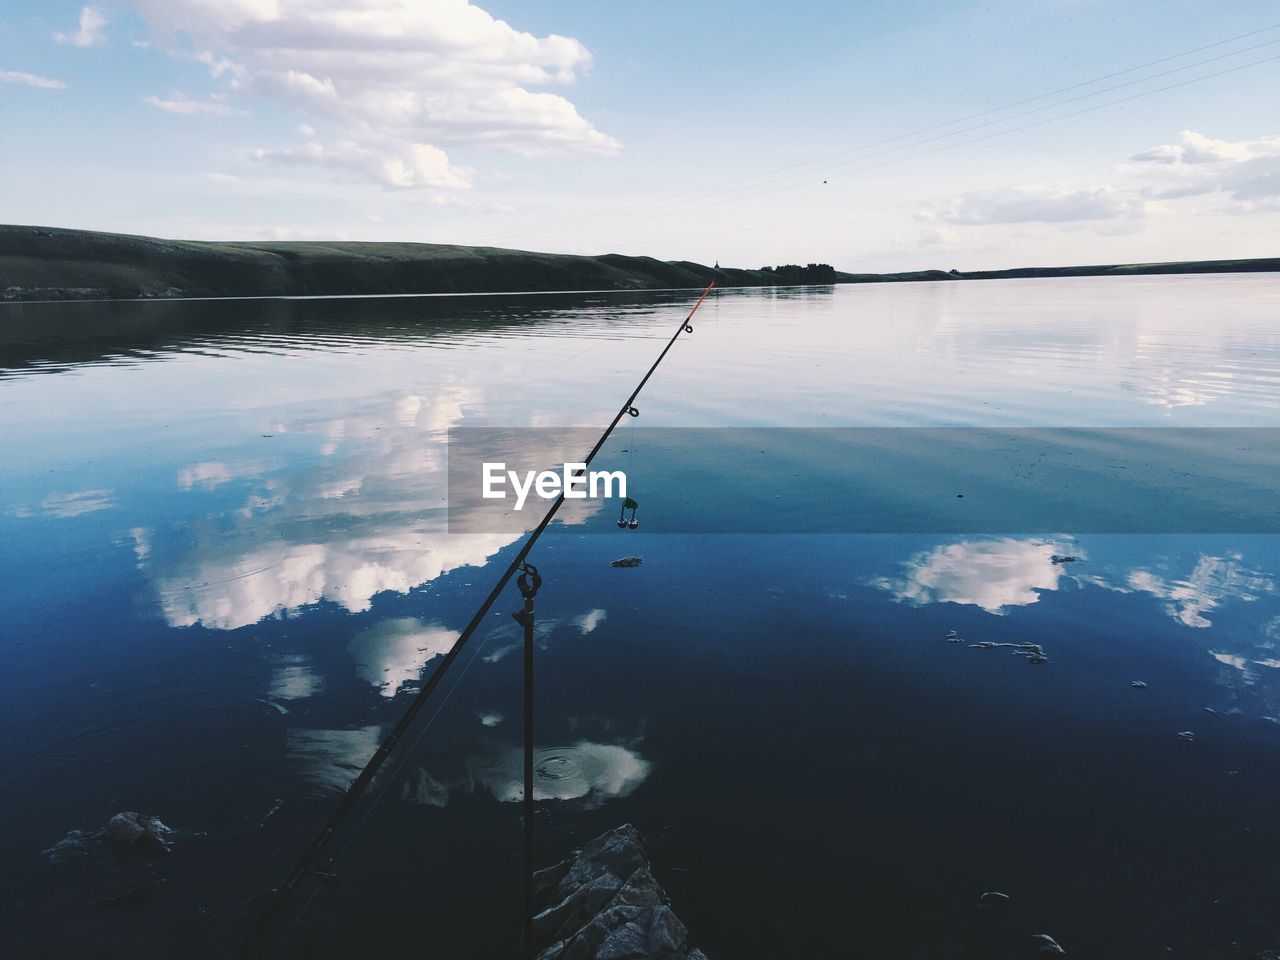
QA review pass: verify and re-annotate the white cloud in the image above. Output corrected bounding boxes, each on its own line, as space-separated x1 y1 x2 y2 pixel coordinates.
1127 130 1280 211
470 741 650 805
127 0 619 190
150 386 519 630
145 91 242 116
177 459 268 489
39 489 114 518
253 139 471 189
924 185 1143 225
876 538 1075 614
1131 130 1259 166
1125 554 1274 629
55 6 108 48
0 70 68 90
347 618 459 697
572 608 607 634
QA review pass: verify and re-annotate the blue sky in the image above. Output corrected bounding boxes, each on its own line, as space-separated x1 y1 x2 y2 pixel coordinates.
1 0 1278 270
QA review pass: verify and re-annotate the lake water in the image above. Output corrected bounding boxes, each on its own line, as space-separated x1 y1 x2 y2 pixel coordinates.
3 275 1280 959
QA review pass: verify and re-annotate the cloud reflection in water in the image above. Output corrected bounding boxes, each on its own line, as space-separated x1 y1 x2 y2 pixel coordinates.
875 538 1075 614
347 617 459 698
401 741 651 810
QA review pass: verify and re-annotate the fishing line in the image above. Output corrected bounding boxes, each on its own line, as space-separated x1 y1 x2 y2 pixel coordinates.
264 622 502 959
233 280 715 959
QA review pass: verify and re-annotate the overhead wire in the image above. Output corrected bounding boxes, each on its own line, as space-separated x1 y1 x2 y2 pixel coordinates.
502 50 1280 248
488 20 1280 245
487 27 1280 247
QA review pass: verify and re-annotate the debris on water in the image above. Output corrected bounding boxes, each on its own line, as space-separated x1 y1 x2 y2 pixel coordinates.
978 890 1011 906
1130 680 1148 688
610 557 643 568
1177 731 1195 742
1050 555 1079 565
1034 933 1067 955
43 811 175 865
1204 706 1244 718
260 799 283 827
966 640 1048 665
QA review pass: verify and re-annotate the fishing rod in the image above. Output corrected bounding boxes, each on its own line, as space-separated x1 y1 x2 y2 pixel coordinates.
234 279 716 959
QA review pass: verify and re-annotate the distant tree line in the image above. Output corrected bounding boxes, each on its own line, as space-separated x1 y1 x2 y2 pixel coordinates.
756 263 838 283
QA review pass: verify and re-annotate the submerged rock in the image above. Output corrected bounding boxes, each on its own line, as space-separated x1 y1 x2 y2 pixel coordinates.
533 824 707 960
1177 731 1195 742
42 811 174 864
610 557 643 568
1130 680 1148 689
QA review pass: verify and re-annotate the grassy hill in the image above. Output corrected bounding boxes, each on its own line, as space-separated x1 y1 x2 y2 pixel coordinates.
0 225 796 301
1 224 1276 301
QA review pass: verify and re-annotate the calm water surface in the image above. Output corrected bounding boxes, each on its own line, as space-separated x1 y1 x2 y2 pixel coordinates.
3 276 1280 959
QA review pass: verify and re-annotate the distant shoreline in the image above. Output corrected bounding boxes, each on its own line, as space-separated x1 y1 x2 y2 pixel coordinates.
2 224 1276 303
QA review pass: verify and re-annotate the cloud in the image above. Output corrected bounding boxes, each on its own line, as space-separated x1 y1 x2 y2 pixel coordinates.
347 618 460 697
875 538 1075 614
150 386 519 630
1130 130 1260 165
469 741 650 805
127 0 619 190
39 489 114 518
54 6 107 48
145 91 242 116
1124 554 1274 629
253 139 471 189
924 185 1142 225
1127 130 1280 211
177 459 268 489
0 70 67 90
572 608 607 634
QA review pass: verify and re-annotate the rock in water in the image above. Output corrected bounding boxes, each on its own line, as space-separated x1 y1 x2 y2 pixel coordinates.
610 557 643 568
42 811 174 863
102 812 174 854
533 824 707 960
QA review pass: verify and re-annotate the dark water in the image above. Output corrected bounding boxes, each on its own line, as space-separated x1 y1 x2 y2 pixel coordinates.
3 276 1280 959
